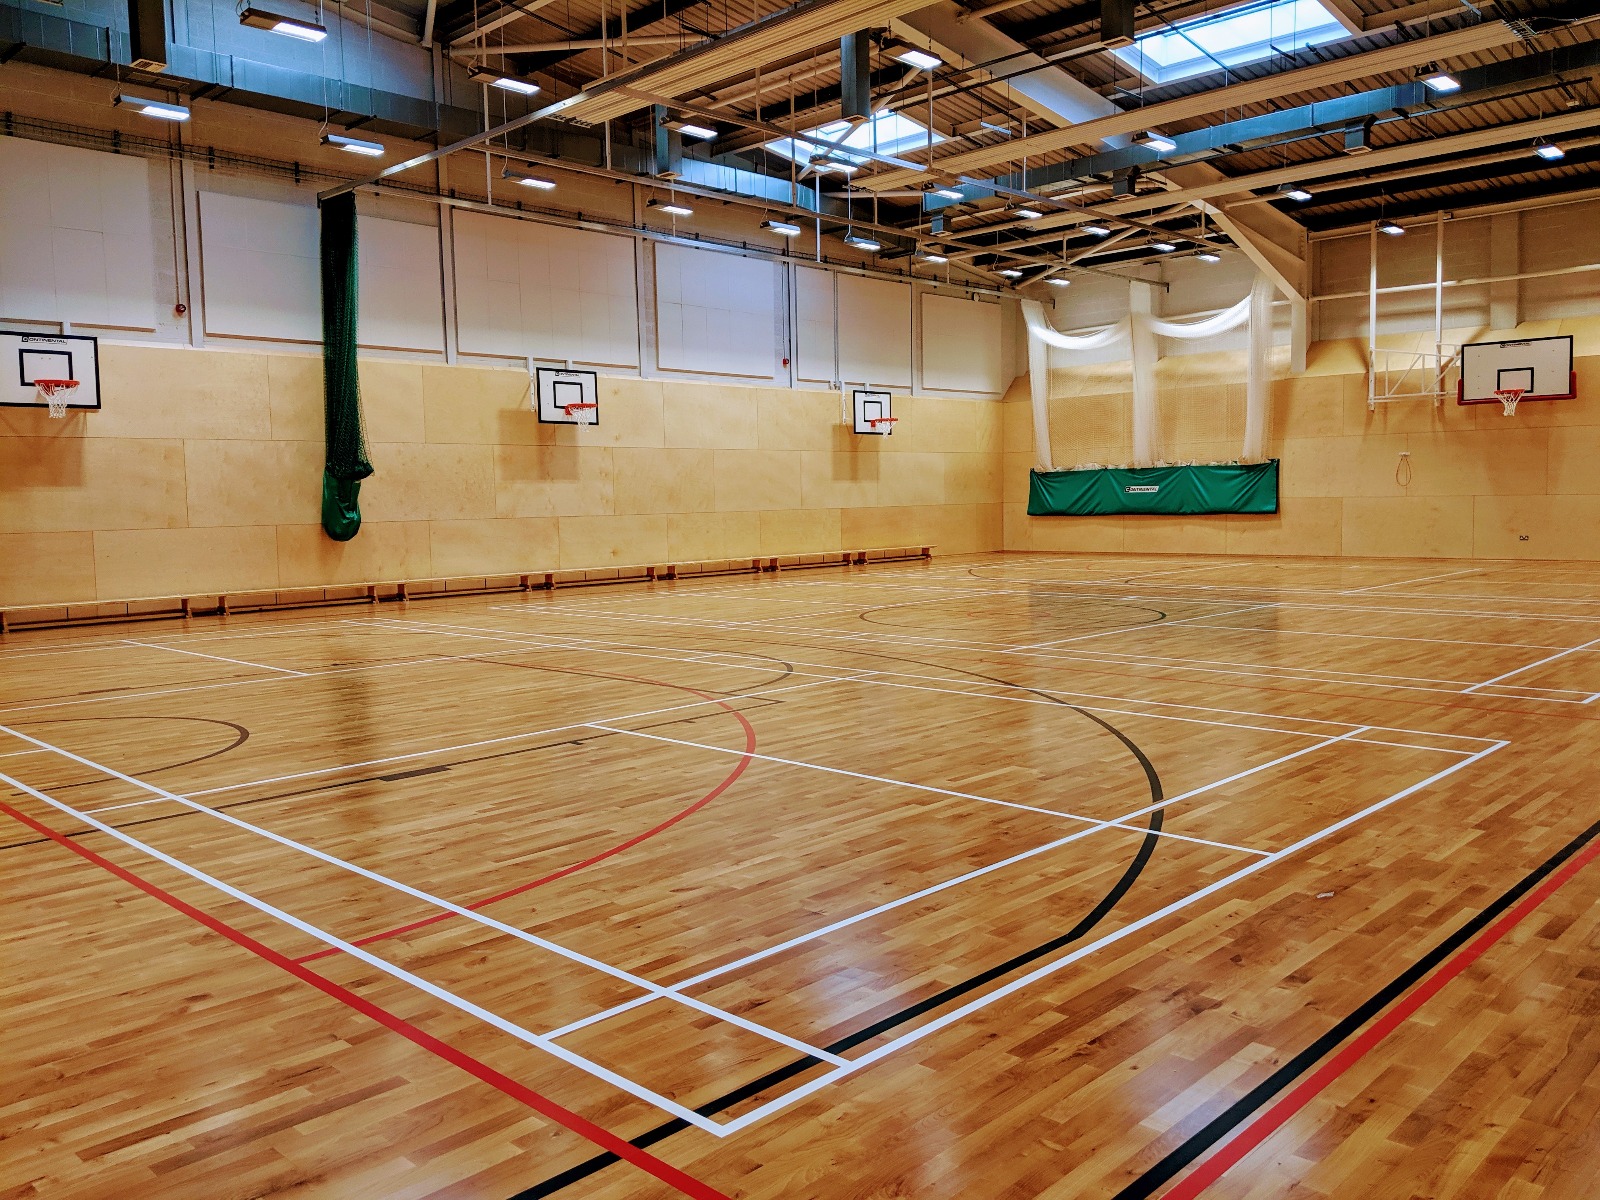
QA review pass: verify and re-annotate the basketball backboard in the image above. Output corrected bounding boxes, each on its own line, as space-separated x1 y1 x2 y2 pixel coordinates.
535 366 600 425
2 329 101 411
852 388 896 435
1458 335 1574 406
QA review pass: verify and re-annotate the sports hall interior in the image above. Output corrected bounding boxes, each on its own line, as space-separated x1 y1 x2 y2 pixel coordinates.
3 0 1600 1197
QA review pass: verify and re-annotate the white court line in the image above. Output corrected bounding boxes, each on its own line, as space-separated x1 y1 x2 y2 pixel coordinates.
585 721 1274 858
124 639 310 677
0 614 374 661
0 748 45 759
546 725 1377 1042
0 721 848 1073
1340 568 1483 594
1462 635 1600 695
0 768 733 1134
710 738 1509 1135
1009 605 1274 651
383 615 1496 748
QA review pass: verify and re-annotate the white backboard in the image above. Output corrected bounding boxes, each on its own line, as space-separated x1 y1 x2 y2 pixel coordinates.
852 388 896 435
535 366 600 424
1459 335 1574 404
2 329 100 410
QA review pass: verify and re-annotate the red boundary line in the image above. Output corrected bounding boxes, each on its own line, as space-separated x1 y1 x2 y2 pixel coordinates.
0 798 731 1200
1159 832 1600 1199
296 678 758 964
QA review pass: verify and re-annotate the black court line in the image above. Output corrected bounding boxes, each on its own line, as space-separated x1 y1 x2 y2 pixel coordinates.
1109 814 1600 1199
510 650 1167 1199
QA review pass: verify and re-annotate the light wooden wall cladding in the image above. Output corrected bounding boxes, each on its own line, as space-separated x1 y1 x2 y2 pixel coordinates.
0 345 1004 606
0 136 157 331
1003 317 1600 560
452 209 639 368
653 243 777 379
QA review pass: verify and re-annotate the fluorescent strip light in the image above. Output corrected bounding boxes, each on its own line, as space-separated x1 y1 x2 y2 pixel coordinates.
843 233 882 252
1282 187 1313 202
1151 241 1177 252
997 268 1023 278
470 66 540 95
676 122 718 140
114 94 190 121
502 168 557 190
1378 221 1405 236
919 253 948 264
1137 131 1177 152
929 187 964 200
888 44 942 71
1082 224 1111 236
1196 252 1222 263
1535 142 1566 161
648 198 694 217
1421 70 1460 94
1046 277 1071 287
762 219 803 236
239 7 328 41
1013 207 1043 219
322 133 384 156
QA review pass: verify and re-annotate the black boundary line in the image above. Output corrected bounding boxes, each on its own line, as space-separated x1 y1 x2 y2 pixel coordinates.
1110 815 1600 1200
0 658 795 851
509 646 1169 1199
3 715 251 791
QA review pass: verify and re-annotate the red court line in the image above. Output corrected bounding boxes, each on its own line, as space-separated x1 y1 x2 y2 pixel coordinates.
297 676 758 964
0 797 731 1200
1160 832 1600 1199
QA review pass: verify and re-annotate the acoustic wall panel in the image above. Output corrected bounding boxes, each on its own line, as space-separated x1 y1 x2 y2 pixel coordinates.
453 210 639 367
199 191 320 342
0 136 157 330
838 273 911 388
359 216 446 353
654 243 776 378
921 293 1005 394
794 265 836 384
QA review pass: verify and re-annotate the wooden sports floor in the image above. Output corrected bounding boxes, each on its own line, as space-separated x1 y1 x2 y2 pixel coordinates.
3 552 1599 1200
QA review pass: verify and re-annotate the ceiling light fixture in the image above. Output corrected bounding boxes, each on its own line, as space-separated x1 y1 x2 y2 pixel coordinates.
114 94 191 121
1420 67 1461 93
469 65 541 95
1151 241 1177 252
670 121 719 140
1082 224 1111 236
1046 277 1071 287
1282 186 1313 202
648 197 695 217
1378 220 1405 236
1013 207 1043 219
919 252 948 264
1136 131 1178 152
762 219 803 236
1196 251 1222 263
322 132 384 156
1534 141 1566 161
502 167 556 190
929 187 964 200
884 39 942 71
997 267 1023 278
843 233 882 252
238 6 328 41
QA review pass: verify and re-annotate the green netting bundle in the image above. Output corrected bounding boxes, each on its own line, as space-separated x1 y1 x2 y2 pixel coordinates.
319 192 373 541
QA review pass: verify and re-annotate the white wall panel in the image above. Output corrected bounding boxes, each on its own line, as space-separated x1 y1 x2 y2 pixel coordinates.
838 274 911 388
0 136 156 330
453 210 638 367
654 243 776 377
921 293 1004 394
794 265 836 383
199 191 320 342
359 216 445 352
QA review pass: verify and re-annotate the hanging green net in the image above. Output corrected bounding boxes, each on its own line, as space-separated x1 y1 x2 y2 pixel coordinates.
320 192 373 541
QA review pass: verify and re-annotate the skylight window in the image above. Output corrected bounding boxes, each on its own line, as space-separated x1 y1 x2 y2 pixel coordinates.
1111 0 1351 86
766 110 944 172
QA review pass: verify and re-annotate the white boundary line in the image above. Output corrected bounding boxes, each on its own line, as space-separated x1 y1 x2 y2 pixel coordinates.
1339 568 1484 594
124 639 310 677
1462 635 1600 696
708 738 1509 1134
0 722 849 1075
1008 605 1275 651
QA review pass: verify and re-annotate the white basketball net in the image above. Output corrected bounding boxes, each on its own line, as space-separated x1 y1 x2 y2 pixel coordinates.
35 379 78 419
1495 387 1526 417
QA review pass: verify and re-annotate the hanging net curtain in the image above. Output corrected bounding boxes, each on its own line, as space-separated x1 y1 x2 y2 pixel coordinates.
320 192 374 542
1022 273 1275 472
